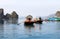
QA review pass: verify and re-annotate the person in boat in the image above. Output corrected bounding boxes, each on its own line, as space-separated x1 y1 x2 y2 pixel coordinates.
37 17 43 23
24 15 34 25
34 18 38 23
34 17 43 23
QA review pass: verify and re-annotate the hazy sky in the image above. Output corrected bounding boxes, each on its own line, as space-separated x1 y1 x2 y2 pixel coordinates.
0 0 60 17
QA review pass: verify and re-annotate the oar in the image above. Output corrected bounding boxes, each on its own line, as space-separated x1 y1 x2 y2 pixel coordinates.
17 21 24 25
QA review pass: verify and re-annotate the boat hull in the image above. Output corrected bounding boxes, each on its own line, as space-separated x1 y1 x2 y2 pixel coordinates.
24 22 34 26
35 21 43 24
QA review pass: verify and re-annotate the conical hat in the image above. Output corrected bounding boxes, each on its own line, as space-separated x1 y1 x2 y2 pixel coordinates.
26 15 33 19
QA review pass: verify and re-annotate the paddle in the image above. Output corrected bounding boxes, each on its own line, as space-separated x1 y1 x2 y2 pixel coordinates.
17 21 24 25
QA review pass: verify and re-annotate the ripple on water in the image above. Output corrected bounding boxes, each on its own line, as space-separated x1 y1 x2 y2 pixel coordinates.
0 21 60 39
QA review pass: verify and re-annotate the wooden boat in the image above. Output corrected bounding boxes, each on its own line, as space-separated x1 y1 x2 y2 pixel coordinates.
24 15 43 25
24 22 34 26
35 20 43 24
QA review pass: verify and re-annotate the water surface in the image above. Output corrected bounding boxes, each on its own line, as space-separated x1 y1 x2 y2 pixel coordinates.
0 19 60 39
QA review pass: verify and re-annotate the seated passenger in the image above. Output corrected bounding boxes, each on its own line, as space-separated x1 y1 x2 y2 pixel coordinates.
24 15 33 22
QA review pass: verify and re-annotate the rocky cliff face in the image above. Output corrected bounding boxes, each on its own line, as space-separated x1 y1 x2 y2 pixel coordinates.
5 13 11 19
0 8 4 19
11 11 18 19
0 8 18 24
56 11 60 17
5 11 18 20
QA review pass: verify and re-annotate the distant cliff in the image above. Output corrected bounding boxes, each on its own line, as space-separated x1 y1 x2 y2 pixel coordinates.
11 11 18 19
0 8 4 19
5 11 18 19
56 11 60 18
0 8 18 20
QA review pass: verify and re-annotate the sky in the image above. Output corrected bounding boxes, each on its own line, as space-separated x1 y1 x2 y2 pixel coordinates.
0 0 60 17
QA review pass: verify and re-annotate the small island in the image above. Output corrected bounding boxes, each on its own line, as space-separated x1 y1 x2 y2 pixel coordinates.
0 8 18 24
0 8 18 20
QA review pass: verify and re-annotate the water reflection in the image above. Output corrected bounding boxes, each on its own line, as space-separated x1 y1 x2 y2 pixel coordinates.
55 22 60 32
0 19 4 24
24 24 42 36
11 19 18 24
0 19 60 39
0 20 4 38
24 25 34 36
5 19 18 24
34 24 42 32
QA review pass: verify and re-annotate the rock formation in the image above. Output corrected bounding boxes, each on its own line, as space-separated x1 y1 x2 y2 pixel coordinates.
0 8 4 19
11 11 18 19
56 11 60 17
5 13 11 19
0 8 18 20
5 11 18 20
0 8 19 24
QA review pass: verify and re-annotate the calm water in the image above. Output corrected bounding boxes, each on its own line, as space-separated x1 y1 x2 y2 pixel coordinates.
0 18 60 39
